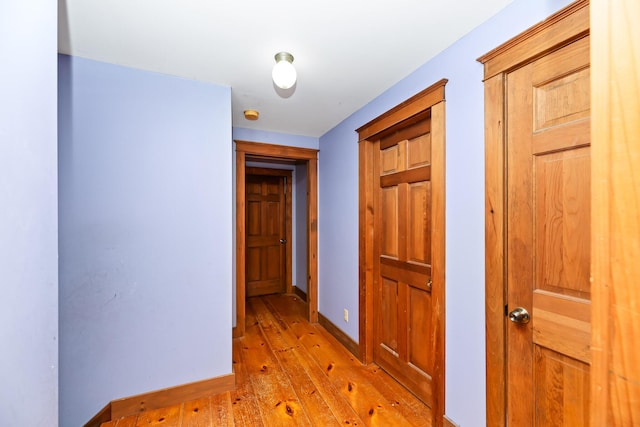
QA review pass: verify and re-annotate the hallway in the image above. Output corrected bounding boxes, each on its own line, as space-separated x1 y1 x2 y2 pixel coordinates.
102 294 432 426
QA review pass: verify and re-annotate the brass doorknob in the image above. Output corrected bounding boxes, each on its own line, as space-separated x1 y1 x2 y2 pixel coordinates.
280 238 286 244
508 307 530 324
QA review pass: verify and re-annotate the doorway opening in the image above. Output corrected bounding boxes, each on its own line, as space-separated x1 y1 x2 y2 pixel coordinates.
234 140 319 338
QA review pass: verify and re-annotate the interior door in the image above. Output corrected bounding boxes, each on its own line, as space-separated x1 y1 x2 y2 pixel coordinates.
506 35 591 425
246 173 286 297
374 111 434 406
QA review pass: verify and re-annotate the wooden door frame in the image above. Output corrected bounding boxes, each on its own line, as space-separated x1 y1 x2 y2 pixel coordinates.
357 79 447 426
590 0 640 424
245 167 293 296
477 1 590 425
234 140 319 338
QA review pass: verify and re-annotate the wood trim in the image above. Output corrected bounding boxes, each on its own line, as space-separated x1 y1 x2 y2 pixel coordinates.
318 312 360 360
443 415 460 427
358 82 447 426
235 140 319 161
477 0 589 79
235 141 319 336
307 158 318 323
84 373 235 426
356 79 447 141
245 167 293 295
292 285 307 302
430 100 446 427
479 3 590 426
590 0 640 425
358 137 375 364
484 73 506 427
234 150 246 339
84 403 112 427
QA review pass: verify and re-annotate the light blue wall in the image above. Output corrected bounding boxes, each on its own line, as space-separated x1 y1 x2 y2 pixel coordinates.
318 0 574 425
0 1 58 425
58 55 233 426
233 127 319 150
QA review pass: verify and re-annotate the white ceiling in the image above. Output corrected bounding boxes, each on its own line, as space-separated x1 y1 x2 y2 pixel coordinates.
58 0 512 137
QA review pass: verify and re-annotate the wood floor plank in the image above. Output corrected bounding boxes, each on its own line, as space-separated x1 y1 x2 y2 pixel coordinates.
230 339 264 427
135 403 182 426
240 312 312 426
181 398 212 427
264 294 426 426
209 392 234 426
248 297 350 426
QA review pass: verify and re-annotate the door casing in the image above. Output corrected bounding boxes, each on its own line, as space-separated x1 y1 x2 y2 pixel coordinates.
234 140 319 338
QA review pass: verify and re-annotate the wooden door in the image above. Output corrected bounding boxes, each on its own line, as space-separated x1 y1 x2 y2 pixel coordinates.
246 173 287 297
505 34 591 425
373 110 434 406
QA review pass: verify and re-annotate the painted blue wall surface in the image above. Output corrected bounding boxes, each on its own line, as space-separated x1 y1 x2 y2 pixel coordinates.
0 1 58 425
317 0 573 425
58 55 233 426
233 127 319 150
0 0 58 426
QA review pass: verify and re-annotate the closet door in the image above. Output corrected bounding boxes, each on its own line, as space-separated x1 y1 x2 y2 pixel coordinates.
374 112 434 406
505 35 591 426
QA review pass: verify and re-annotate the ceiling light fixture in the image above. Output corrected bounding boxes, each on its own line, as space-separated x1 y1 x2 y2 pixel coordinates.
243 109 259 120
272 52 296 89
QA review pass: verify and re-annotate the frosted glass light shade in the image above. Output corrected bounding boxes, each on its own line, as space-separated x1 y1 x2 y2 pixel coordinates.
272 52 296 89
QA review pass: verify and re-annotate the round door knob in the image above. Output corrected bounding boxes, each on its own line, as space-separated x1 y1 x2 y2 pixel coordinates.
508 307 530 324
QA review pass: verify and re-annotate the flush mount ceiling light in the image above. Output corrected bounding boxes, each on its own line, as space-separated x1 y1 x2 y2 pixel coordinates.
243 109 259 120
272 52 296 89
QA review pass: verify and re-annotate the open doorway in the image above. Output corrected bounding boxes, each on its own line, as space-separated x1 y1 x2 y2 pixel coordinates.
234 140 319 338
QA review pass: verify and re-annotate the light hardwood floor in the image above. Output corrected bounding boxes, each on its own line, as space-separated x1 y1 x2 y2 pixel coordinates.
102 294 432 426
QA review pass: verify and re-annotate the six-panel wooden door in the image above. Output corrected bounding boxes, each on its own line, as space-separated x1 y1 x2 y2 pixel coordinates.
505 34 591 426
245 173 287 297
374 111 434 406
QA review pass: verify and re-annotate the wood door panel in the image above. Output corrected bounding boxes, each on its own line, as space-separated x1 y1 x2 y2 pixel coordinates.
381 145 400 174
534 346 590 426
408 181 430 265
381 187 398 258
380 278 399 353
409 286 432 373
407 133 431 169
246 248 260 282
533 68 590 131
535 147 590 297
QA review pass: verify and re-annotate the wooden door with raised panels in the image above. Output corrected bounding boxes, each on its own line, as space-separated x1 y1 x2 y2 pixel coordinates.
505 33 591 426
245 173 287 297
374 110 434 407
